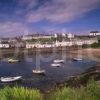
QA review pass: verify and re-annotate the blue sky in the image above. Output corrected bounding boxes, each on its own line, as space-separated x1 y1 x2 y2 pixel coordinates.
0 0 100 37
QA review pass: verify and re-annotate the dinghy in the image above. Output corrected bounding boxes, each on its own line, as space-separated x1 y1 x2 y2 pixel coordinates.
53 59 64 63
1 76 22 82
32 69 45 74
7 58 19 63
51 63 61 67
72 58 83 61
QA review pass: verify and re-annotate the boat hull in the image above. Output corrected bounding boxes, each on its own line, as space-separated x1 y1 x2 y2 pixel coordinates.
7 58 19 63
1 76 22 82
72 58 82 61
32 70 45 74
51 63 61 67
53 59 64 63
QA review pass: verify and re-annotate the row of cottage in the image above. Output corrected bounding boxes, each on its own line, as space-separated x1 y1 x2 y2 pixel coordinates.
0 32 99 48
26 39 97 48
0 39 98 49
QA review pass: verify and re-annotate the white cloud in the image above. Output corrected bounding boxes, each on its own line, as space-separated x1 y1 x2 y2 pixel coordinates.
0 22 29 37
17 0 37 10
0 0 100 36
27 0 100 23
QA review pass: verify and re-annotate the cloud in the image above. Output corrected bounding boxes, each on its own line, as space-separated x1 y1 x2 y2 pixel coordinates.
0 22 29 37
15 0 38 16
0 0 100 37
27 0 100 23
17 0 38 10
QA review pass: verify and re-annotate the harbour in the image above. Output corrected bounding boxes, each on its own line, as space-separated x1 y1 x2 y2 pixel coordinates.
0 49 97 92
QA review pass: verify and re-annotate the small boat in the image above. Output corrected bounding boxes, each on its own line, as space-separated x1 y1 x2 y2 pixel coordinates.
72 58 83 61
32 69 45 74
53 59 64 63
7 58 19 63
1 76 22 82
51 63 61 67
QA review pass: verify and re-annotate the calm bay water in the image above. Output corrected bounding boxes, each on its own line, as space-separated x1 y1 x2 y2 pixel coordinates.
0 51 96 91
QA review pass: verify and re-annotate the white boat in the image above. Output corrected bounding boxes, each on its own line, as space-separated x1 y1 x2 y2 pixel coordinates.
32 69 45 74
51 63 61 67
1 76 22 82
7 58 19 63
53 59 64 63
72 58 83 61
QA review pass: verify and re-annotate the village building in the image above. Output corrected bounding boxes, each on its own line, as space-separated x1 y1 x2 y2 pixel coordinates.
89 31 100 36
0 38 10 48
22 34 53 41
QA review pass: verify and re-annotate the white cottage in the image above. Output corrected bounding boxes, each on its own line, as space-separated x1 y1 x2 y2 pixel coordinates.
0 44 9 48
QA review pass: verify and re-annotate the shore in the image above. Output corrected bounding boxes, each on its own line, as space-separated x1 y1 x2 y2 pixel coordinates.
50 62 100 93
68 48 100 62
0 47 100 57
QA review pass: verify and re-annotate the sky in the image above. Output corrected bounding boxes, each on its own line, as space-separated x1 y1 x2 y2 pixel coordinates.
0 0 100 37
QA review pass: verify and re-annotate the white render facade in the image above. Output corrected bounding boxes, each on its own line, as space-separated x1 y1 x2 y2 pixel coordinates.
89 33 100 36
26 39 97 49
0 44 10 48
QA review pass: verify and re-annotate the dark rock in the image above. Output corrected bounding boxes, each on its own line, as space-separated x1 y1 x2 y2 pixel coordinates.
55 63 100 89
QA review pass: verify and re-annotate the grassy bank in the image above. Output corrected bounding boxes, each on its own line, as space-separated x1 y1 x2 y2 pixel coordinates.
0 80 100 100
0 87 42 100
49 80 100 100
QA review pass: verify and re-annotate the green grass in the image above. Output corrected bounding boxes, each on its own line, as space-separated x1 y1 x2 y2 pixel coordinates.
0 87 42 100
49 80 100 100
0 80 100 100
91 42 100 48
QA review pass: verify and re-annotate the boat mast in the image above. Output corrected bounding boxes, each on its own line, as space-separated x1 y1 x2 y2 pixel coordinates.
36 41 41 71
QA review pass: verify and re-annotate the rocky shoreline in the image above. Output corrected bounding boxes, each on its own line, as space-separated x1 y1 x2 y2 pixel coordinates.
54 62 100 91
33 62 100 94
0 62 99 94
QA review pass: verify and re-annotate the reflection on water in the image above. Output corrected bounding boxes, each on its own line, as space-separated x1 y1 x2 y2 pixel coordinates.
0 52 96 91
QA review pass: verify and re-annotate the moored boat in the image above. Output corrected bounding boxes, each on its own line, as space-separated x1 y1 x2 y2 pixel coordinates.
72 58 83 61
32 69 45 74
53 59 64 63
7 58 19 63
1 76 22 82
51 63 61 67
